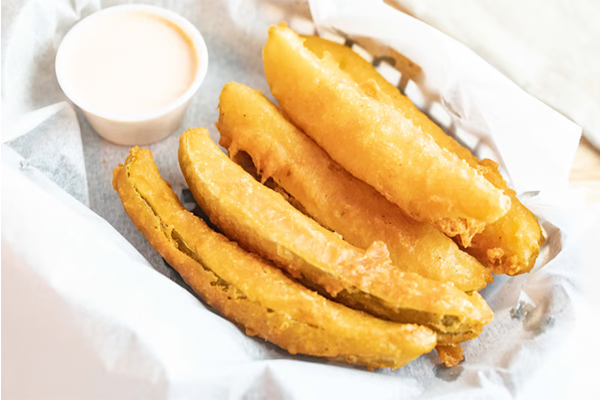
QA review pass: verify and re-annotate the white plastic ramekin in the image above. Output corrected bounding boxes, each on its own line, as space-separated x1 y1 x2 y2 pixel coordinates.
55 5 208 145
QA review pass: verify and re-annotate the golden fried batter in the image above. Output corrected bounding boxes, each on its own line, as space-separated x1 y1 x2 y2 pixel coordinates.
301 35 543 274
467 160 545 275
113 147 437 370
263 24 511 241
217 81 492 292
436 344 464 367
179 128 493 338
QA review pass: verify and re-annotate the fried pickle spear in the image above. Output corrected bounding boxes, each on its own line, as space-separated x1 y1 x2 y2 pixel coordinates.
179 128 493 339
217 82 492 292
301 35 544 275
262 24 511 242
465 160 545 275
113 147 437 370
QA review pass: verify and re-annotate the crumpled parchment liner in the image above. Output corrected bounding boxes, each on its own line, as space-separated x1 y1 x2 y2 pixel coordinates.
1 0 589 398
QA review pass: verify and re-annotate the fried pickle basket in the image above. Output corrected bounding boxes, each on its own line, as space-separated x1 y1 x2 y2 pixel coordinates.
2 0 589 398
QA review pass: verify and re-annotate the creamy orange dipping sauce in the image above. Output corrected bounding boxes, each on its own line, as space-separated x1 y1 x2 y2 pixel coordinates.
60 11 198 117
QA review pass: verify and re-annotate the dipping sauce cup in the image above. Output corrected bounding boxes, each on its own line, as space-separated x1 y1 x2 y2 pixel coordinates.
55 5 208 145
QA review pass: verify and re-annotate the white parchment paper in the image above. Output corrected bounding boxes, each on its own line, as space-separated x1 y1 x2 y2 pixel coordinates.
388 0 600 151
2 0 596 398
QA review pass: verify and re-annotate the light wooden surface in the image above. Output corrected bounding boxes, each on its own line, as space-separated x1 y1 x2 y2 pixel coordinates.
569 137 600 203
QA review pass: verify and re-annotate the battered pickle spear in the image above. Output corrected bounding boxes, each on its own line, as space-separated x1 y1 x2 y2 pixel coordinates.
113 147 437 370
217 82 492 292
301 35 544 274
262 24 511 243
179 128 493 339
465 160 545 275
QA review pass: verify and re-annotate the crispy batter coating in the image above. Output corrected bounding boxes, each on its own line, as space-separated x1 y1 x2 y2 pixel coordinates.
217 82 492 292
467 160 545 275
179 128 493 338
436 344 465 367
262 24 511 240
436 329 480 346
112 147 436 370
301 35 543 274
